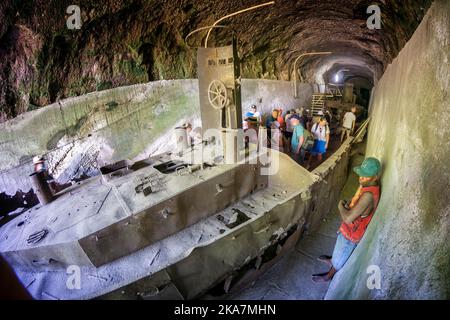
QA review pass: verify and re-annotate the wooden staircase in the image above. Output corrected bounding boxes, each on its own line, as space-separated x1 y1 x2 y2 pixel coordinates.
310 83 343 116
311 93 332 116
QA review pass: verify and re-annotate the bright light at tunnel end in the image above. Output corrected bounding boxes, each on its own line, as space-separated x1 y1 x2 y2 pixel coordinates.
334 74 340 83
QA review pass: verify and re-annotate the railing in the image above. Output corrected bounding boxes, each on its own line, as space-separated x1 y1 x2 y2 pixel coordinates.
352 117 371 144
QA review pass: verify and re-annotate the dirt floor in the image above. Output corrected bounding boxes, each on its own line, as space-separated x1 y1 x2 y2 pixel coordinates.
306 131 343 171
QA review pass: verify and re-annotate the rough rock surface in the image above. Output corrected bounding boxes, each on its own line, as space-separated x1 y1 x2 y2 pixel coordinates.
0 79 312 195
326 0 450 299
0 0 431 120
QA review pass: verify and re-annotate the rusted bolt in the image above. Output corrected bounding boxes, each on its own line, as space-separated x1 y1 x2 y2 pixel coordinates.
215 184 224 194
160 208 170 219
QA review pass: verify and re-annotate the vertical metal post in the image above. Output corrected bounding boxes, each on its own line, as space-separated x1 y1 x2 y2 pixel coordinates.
29 172 53 205
175 126 189 151
232 35 242 127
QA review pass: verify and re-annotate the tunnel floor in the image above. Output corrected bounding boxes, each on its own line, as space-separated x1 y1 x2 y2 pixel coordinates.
227 210 341 299
218 142 365 300
307 130 343 171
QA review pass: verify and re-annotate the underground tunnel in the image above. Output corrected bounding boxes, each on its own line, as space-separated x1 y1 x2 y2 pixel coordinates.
0 0 449 303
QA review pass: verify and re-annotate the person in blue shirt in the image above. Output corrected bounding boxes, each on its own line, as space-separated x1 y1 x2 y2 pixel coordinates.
265 109 279 129
265 109 279 146
250 105 261 123
290 114 305 163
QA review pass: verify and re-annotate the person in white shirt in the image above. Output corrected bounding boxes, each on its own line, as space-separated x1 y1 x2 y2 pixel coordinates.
250 105 261 123
306 117 330 167
341 106 357 142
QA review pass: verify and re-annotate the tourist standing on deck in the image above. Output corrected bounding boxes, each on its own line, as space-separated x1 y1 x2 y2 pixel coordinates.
308 117 330 166
341 106 356 142
312 157 382 282
250 105 261 123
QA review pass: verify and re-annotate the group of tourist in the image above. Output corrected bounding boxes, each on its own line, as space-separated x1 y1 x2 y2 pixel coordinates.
244 105 357 169
243 105 382 284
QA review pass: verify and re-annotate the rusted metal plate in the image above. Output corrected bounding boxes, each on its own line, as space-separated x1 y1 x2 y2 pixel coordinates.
165 197 308 299
99 269 184 300
79 163 267 266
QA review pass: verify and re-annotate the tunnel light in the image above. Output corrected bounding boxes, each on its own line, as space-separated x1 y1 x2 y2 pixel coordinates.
334 74 340 82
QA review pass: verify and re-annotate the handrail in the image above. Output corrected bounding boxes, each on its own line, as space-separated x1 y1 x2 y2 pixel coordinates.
352 117 371 144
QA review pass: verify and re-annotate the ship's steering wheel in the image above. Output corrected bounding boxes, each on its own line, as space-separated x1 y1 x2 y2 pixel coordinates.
208 80 228 110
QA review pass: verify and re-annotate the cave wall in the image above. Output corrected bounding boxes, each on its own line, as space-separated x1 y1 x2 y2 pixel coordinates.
0 79 312 195
241 79 312 115
326 0 450 299
0 80 200 195
0 0 431 121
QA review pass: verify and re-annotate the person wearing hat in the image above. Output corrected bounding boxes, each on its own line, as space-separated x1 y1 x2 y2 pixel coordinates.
276 108 285 128
312 157 382 282
341 106 357 142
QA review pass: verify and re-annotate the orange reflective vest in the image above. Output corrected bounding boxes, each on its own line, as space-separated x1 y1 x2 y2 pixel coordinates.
339 185 380 243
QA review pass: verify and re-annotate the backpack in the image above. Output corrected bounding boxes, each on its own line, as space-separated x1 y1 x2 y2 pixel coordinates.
302 129 315 151
312 123 329 139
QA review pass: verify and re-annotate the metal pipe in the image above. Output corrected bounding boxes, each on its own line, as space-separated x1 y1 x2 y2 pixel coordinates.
352 117 371 143
292 52 332 98
29 171 53 205
185 25 234 48
175 126 189 151
204 1 275 48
